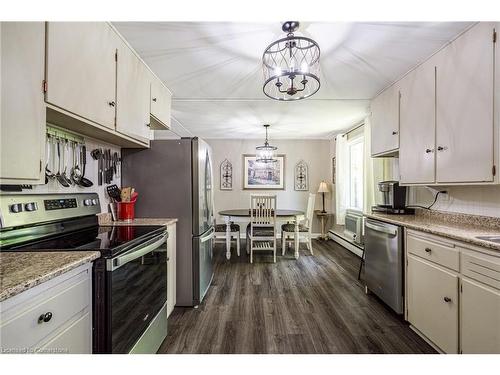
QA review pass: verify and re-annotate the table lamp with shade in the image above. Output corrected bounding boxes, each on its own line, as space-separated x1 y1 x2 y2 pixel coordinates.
317 181 329 213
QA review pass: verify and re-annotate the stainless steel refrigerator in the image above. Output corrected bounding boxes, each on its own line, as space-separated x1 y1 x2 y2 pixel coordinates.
122 138 215 307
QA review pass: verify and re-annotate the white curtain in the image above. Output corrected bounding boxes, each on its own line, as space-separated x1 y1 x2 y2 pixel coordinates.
335 134 349 225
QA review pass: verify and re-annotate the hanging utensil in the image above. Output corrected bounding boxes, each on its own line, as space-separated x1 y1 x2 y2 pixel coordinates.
79 144 93 187
61 140 73 186
55 138 70 187
71 141 83 185
45 135 55 183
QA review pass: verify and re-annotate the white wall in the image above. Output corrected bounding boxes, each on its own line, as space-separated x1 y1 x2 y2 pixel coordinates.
26 137 121 213
207 139 333 232
410 185 500 218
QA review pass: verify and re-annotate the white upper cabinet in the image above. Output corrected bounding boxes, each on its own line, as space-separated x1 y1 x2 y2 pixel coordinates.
435 22 495 183
0 22 46 184
115 36 151 142
370 83 400 156
46 22 118 130
150 76 172 130
399 58 437 184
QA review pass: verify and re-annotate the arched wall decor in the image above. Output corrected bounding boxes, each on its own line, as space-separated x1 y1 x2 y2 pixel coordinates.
294 160 308 191
220 159 233 190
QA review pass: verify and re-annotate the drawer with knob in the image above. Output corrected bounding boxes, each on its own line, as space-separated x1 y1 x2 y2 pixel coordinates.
0 266 91 352
407 230 459 271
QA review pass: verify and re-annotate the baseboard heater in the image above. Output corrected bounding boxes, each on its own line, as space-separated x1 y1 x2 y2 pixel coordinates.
328 230 364 258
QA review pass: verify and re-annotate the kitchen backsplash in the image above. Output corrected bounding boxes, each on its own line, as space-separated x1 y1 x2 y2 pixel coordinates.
409 185 500 218
13 137 121 213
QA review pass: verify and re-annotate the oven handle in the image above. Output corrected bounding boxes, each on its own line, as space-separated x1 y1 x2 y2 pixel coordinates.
107 232 168 271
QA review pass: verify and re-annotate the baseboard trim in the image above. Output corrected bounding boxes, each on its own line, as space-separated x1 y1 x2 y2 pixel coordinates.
215 233 322 240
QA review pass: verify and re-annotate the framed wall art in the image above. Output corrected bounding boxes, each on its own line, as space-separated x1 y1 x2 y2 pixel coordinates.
242 154 285 190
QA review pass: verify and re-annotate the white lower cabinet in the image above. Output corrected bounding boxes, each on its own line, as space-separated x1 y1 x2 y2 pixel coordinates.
407 254 459 353
461 278 500 353
406 230 500 354
0 263 93 354
167 223 177 317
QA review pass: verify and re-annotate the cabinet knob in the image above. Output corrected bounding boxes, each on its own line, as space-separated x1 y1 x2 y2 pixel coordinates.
443 297 452 303
424 247 432 253
108 101 116 107
146 123 151 128
437 146 445 151
425 148 434 154
38 312 53 324
392 131 398 135
152 98 157 102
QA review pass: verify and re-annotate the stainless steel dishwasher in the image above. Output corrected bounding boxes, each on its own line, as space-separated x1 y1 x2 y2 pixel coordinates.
364 218 404 314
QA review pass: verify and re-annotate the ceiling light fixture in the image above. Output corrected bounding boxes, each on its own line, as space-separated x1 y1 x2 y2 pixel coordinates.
256 124 277 163
262 21 321 101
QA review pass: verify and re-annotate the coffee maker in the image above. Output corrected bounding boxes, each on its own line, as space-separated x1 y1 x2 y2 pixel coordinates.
372 181 414 214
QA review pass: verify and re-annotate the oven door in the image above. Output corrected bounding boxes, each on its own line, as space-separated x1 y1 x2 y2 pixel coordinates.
106 231 168 353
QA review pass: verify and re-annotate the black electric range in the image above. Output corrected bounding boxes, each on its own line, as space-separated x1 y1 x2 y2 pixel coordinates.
0 193 170 354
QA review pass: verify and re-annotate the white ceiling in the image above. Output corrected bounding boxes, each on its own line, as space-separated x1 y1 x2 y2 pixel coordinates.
113 22 473 139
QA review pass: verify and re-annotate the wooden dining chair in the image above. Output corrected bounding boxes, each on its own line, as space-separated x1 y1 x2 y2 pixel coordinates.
214 222 241 256
246 195 277 263
282 193 316 255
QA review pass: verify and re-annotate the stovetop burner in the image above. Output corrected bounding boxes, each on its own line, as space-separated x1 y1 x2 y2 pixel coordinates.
1 224 165 258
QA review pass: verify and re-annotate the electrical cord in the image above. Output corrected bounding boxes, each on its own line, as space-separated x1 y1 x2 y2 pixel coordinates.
407 190 447 210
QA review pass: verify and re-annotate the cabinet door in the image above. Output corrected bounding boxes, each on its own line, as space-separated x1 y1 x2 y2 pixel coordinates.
151 77 172 129
116 37 151 142
399 59 436 184
0 22 46 184
370 84 399 156
46 22 117 129
407 255 459 353
435 23 495 183
461 278 500 354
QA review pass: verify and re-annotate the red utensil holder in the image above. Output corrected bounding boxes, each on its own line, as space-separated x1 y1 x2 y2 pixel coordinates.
117 201 135 221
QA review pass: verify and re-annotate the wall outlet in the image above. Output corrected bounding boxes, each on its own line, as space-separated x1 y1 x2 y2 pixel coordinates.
439 190 450 202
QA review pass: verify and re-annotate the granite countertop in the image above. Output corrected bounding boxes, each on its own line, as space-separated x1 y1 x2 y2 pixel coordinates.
98 213 177 227
365 212 500 252
0 251 100 302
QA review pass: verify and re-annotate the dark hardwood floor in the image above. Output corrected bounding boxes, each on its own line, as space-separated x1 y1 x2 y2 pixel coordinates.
158 239 436 354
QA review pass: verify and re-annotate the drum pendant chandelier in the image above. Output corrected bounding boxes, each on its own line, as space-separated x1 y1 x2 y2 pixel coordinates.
262 21 321 101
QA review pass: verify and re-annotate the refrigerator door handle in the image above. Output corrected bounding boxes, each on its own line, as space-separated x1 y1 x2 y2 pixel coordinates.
200 227 215 243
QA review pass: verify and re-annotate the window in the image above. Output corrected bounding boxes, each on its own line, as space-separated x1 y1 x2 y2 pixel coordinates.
347 136 364 210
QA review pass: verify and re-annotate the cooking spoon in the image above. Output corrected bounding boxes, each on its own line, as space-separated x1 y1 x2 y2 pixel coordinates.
55 138 70 187
70 141 83 185
79 145 93 187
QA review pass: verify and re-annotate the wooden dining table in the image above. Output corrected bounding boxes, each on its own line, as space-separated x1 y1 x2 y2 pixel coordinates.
218 209 305 260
